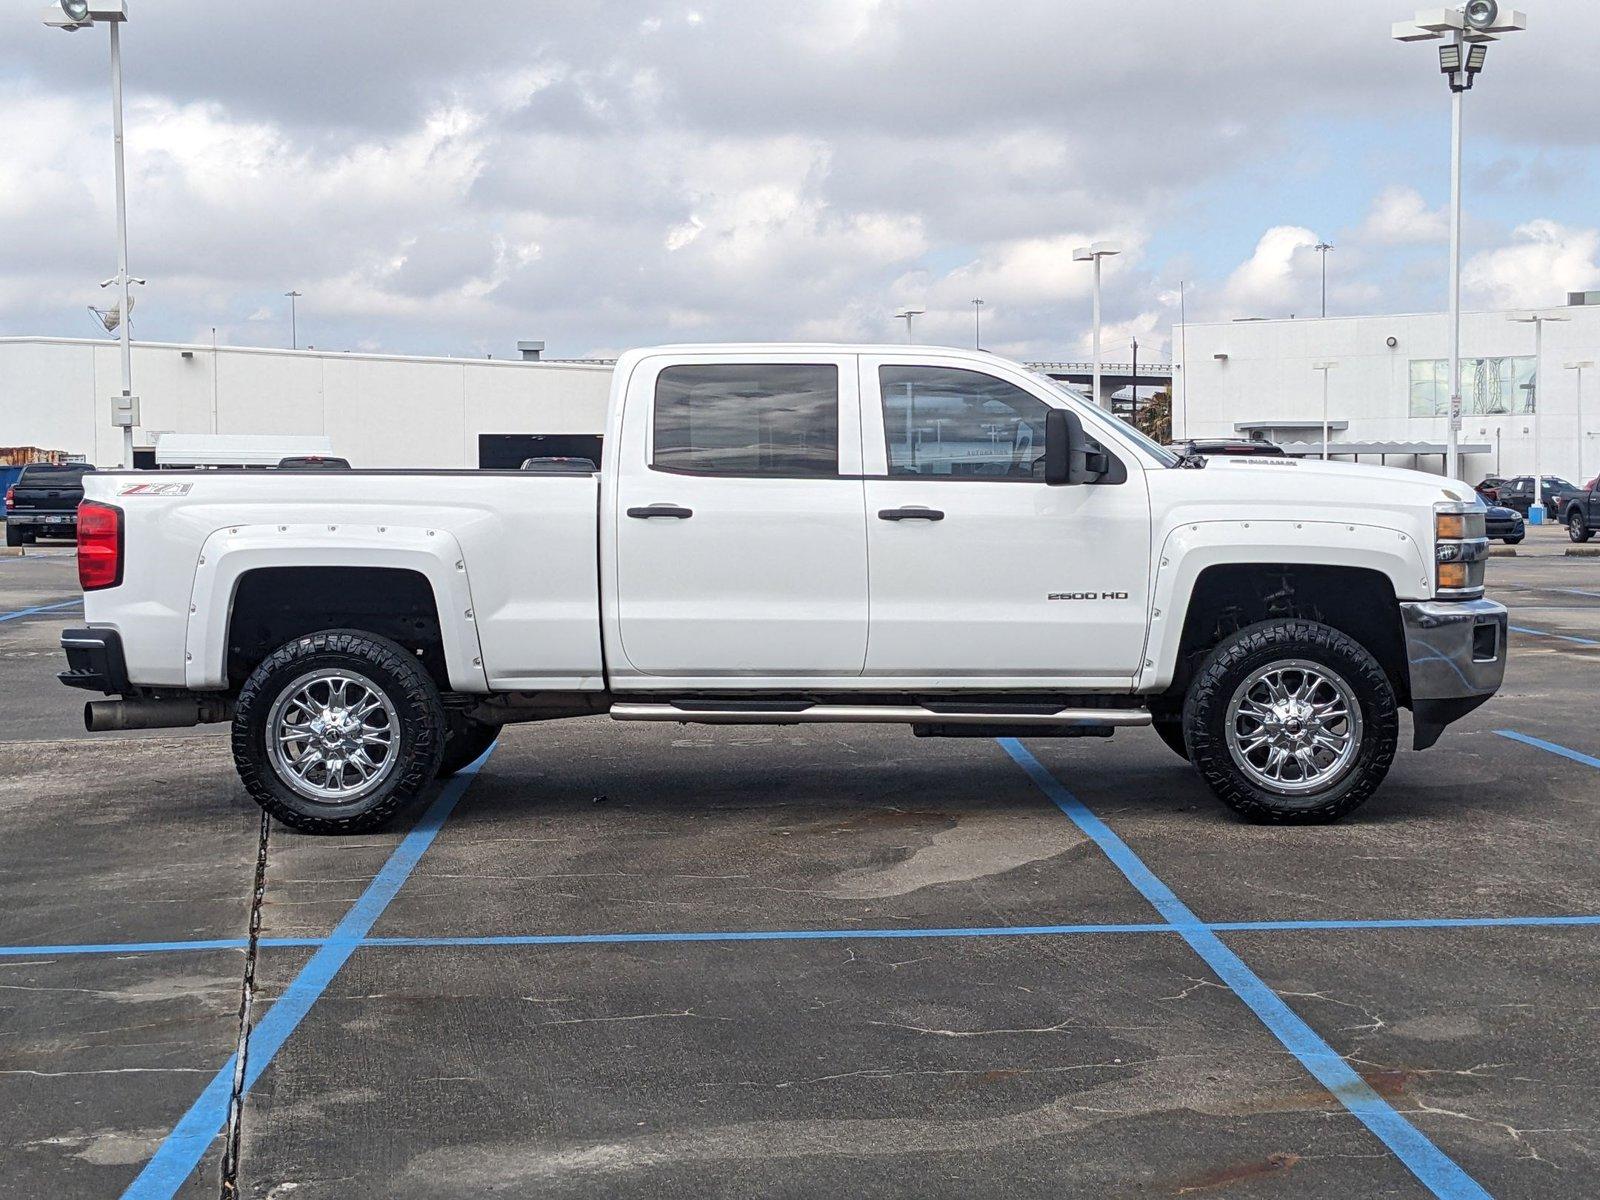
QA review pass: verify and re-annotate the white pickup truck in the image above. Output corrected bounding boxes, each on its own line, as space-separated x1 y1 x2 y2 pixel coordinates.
60 344 1507 833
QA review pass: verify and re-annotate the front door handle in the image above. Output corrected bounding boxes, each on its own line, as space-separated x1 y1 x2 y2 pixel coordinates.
878 506 945 522
627 504 693 519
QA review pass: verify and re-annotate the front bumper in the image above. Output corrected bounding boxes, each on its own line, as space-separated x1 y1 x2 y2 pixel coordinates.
58 627 130 695
1401 599 1508 750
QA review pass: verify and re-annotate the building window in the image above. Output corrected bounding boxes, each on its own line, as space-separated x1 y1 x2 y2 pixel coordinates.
1409 356 1536 417
879 365 1050 480
652 364 839 477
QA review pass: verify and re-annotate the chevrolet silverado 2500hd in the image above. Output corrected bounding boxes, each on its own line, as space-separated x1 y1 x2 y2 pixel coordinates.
59 345 1507 832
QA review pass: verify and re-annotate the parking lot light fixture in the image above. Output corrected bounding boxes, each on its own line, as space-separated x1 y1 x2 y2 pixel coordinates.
1393 1 1528 483
1566 360 1594 481
1314 242 1333 318
44 0 136 468
1312 361 1338 459
1510 311 1568 523
1073 242 1121 410
894 308 925 344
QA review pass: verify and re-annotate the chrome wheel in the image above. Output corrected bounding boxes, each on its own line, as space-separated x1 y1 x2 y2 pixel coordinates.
266 669 400 803
1225 659 1362 796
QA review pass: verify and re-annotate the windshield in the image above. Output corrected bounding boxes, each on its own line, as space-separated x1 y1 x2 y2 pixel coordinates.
1034 375 1180 467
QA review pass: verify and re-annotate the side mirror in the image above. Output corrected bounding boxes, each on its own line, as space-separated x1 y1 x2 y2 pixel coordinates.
1044 408 1104 486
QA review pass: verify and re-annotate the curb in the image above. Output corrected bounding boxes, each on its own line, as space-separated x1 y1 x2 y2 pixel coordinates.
1487 546 1517 558
1565 546 1600 557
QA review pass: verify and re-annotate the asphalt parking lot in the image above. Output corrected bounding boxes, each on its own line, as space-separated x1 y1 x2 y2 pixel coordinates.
3 527 1598 1198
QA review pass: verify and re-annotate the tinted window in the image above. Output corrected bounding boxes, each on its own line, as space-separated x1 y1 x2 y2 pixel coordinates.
18 464 94 484
653 364 839 477
880 366 1049 479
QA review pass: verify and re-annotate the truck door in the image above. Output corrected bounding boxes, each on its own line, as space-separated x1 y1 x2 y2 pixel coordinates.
859 355 1152 686
611 355 868 679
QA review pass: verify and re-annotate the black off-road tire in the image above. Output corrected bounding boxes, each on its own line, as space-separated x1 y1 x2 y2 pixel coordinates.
437 716 498 778
1152 717 1191 763
232 629 446 834
1569 511 1592 543
5 523 24 547
1183 619 1398 824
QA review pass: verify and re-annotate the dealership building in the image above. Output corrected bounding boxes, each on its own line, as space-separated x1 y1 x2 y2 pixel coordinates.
1172 297 1600 484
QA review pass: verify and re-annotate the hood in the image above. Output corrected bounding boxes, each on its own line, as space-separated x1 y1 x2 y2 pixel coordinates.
1201 455 1478 504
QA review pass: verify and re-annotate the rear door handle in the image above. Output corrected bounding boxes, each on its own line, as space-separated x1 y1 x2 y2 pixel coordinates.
878 506 945 522
627 504 693 519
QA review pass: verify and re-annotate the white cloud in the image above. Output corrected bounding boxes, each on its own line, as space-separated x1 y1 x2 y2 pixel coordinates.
1358 186 1448 245
1218 226 1320 318
1463 219 1600 310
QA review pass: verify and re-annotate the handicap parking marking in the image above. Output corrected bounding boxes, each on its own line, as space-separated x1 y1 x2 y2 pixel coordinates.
0 597 82 623
999 738 1492 1200
119 740 497 1200
1495 729 1600 770
1507 623 1600 647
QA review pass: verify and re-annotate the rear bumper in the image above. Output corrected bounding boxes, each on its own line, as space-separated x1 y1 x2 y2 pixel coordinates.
1400 599 1508 750
58 627 131 695
6 511 78 528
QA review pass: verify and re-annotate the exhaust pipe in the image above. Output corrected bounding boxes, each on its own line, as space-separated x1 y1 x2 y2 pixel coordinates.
85 697 233 732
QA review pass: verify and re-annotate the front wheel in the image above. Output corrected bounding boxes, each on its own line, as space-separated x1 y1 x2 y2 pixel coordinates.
1570 512 1592 543
232 630 446 834
1183 620 1397 824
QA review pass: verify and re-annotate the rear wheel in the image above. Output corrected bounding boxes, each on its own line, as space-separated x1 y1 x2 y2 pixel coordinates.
4 524 22 547
437 716 498 778
232 630 446 834
1184 619 1397 824
1569 511 1592 542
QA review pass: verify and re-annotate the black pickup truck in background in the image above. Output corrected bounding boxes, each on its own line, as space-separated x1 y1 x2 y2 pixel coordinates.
1557 476 1600 542
4 463 96 546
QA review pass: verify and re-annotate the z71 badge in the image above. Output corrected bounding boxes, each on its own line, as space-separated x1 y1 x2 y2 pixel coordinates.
118 482 193 497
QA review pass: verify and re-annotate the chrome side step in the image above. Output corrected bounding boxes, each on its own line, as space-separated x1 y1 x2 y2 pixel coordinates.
609 702 1151 728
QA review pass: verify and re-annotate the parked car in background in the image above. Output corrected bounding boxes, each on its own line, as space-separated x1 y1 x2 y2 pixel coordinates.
1484 504 1525 545
1166 438 1287 458
1475 477 1505 504
1556 476 1600 542
277 455 353 470
5 463 96 546
1495 475 1577 518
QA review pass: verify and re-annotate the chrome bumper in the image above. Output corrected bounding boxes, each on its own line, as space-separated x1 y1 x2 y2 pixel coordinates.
1400 598 1508 749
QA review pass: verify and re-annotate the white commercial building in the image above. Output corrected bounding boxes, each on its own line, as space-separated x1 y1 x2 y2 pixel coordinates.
0 336 612 469
1172 298 1600 485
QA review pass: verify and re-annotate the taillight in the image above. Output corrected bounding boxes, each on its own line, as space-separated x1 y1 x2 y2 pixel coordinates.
78 501 123 591
3 486 12 511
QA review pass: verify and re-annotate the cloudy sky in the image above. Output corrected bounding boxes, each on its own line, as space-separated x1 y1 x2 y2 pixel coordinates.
2 0 1597 362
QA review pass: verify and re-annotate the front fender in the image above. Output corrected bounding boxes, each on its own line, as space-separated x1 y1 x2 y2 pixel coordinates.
1137 519 1431 692
184 523 489 692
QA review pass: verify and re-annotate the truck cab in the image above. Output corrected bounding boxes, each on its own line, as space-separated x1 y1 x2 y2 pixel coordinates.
60 344 1509 833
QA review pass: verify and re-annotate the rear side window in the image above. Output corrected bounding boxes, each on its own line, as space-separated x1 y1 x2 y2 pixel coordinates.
653 364 839 477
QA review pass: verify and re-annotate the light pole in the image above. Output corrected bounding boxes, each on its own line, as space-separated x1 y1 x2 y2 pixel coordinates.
1314 242 1333 318
894 308 925 344
971 298 984 349
1073 242 1121 410
1130 336 1140 424
1312 361 1339 460
45 0 137 468
1567 360 1595 483
1394 0 1527 483
285 290 302 350
1510 311 1567 523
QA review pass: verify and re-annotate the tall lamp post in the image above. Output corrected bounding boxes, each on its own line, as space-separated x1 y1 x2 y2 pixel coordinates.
1566 360 1594 483
1510 311 1567 523
894 308 924 344
1130 336 1140 424
1072 242 1120 410
1314 241 1333 318
971 298 984 350
285 290 303 350
1312 361 1339 459
45 0 137 469
1394 0 1527 483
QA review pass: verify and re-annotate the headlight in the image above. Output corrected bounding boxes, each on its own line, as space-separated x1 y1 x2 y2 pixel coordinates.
1434 501 1488 598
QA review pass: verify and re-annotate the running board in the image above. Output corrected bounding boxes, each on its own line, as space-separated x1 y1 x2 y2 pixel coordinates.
608 702 1151 728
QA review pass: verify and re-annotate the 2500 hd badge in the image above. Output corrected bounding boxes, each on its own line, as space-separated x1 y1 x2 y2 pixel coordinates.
1048 591 1131 601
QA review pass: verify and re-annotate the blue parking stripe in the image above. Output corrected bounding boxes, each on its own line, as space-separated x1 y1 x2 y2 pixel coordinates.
999 738 1491 1200
120 741 495 1200
0 597 81 623
1507 623 1600 646
8 912 1600 961
1495 729 1600 770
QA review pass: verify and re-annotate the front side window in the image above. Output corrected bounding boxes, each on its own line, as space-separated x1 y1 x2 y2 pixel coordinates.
653 364 839 477
880 365 1050 480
